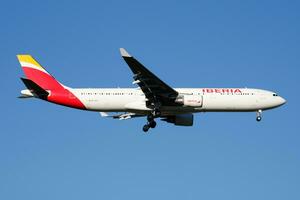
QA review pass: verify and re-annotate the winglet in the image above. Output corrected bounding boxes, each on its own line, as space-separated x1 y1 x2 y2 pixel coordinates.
120 48 132 57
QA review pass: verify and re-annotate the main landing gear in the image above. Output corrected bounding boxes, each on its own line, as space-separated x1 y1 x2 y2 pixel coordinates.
256 110 262 122
142 110 160 133
143 120 157 132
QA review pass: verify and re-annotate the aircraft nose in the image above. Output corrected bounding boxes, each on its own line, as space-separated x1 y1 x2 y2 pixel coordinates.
278 96 286 106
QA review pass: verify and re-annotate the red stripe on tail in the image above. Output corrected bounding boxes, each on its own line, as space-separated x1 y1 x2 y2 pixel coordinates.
22 66 86 110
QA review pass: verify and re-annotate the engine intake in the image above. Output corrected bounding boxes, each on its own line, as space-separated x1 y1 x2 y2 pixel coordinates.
175 95 203 107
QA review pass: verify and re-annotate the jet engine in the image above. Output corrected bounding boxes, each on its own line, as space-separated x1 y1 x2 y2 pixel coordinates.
175 95 203 107
161 114 194 126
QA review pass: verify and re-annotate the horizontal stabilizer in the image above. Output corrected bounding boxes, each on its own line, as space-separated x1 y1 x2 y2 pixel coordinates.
18 95 33 99
20 78 49 100
18 89 34 98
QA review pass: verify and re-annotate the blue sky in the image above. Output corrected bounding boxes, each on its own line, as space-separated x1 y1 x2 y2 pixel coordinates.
1 0 299 199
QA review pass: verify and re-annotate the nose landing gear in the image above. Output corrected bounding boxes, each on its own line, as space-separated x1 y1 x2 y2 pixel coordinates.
256 110 262 122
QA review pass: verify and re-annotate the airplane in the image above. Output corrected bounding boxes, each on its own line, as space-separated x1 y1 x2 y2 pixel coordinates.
17 48 286 132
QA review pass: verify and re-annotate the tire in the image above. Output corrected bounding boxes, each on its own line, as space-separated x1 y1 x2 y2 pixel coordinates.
143 124 150 132
149 121 157 128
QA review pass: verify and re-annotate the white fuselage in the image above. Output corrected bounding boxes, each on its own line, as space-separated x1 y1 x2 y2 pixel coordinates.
17 52 287 131
70 88 286 115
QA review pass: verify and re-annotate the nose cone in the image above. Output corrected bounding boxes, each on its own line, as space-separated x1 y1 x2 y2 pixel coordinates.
278 96 286 106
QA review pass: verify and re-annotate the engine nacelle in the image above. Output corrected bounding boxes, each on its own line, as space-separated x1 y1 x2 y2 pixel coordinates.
175 95 203 107
162 114 194 126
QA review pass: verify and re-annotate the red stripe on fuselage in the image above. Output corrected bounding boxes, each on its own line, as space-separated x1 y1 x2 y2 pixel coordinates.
23 67 86 110
47 91 86 110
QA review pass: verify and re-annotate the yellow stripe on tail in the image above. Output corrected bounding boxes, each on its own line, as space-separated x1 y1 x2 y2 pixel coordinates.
17 55 46 71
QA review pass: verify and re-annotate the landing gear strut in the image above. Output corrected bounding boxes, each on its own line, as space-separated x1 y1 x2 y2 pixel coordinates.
142 113 158 132
152 108 161 117
256 110 262 122
142 102 161 132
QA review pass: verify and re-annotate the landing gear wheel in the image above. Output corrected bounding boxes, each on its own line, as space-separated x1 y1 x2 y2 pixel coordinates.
256 110 262 122
149 121 157 128
143 124 150 132
144 112 159 132
256 116 262 122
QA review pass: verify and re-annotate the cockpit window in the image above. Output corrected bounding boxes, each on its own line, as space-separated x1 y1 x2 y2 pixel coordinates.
273 93 278 96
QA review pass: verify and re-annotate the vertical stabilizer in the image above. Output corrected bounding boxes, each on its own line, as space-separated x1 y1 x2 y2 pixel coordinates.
17 55 65 91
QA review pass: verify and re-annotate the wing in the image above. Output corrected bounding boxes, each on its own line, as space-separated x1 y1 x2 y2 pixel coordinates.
100 112 145 120
120 48 179 106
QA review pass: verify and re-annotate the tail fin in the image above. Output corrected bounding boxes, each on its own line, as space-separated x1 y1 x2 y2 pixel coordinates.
17 55 86 109
17 55 65 91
